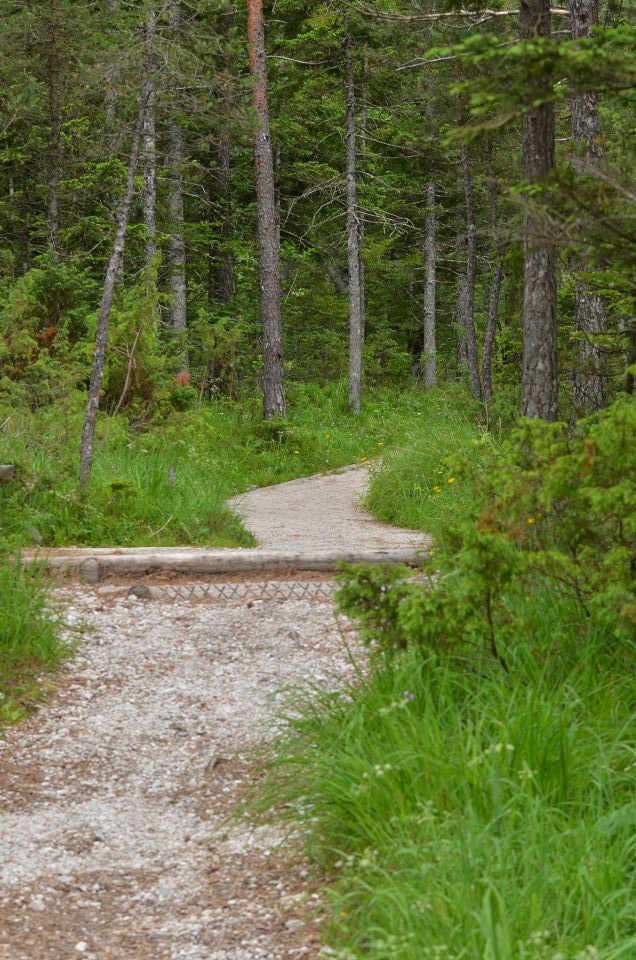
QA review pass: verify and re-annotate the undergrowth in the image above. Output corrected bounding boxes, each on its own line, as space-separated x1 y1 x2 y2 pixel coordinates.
0 556 69 727
0 381 433 548
255 394 636 960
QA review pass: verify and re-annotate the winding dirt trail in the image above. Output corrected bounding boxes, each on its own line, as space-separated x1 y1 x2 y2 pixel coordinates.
0 467 426 960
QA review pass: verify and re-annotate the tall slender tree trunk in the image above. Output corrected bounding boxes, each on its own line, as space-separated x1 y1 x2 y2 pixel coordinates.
569 0 607 414
247 0 286 419
344 26 363 414
79 96 148 487
520 0 558 419
47 0 62 255
455 270 468 369
358 54 368 341
209 136 236 303
168 1 187 344
422 181 437 387
461 144 482 399
142 6 157 267
482 177 505 404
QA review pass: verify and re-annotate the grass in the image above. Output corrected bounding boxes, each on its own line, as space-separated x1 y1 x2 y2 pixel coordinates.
366 387 492 539
0 381 436 548
0 555 69 727
257 617 636 960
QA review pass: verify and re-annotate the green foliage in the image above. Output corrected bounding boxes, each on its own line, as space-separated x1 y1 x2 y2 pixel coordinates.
347 395 636 671
0 384 427 548
258 644 636 960
0 555 68 727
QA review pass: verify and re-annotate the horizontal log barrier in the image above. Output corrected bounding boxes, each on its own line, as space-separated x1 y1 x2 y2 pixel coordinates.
22 547 426 583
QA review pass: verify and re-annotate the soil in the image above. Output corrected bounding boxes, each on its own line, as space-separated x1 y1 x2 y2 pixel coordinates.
0 466 425 959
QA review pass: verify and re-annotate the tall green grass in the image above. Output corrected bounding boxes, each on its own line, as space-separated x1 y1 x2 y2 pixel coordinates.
366 388 491 538
0 382 434 548
0 556 68 726
259 626 636 960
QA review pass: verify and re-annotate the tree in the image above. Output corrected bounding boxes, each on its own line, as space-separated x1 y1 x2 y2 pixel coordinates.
422 180 437 388
247 0 286 418
569 0 607 414
344 25 364 414
519 0 558 420
168 0 187 346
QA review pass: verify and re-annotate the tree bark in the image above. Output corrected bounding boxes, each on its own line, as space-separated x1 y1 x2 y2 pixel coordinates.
247 0 286 419
47 0 62 255
168 1 187 343
520 0 558 420
142 6 157 267
79 96 147 486
422 180 437 387
461 143 482 399
482 177 505 404
358 54 368 342
209 136 236 303
569 0 607 415
344 26 363 414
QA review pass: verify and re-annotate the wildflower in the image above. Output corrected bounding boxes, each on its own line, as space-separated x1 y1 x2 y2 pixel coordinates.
432 485 442 494
325 433 331 438
428 548 434 557
527 517 536 525
447 477 456 484
293 450 300 455
168 466 175 485
377 441 384 447
403 690 415 701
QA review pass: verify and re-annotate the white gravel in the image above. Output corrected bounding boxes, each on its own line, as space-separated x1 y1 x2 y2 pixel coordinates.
0 590 353 959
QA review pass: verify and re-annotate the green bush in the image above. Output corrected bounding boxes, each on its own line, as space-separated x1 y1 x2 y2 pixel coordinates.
350 396 636 671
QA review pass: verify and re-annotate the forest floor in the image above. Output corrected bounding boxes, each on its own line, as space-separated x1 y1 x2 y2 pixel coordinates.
0 467 427 960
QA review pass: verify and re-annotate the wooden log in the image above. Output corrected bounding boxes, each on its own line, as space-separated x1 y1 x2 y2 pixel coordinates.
0 465 15 484
22 547 427 581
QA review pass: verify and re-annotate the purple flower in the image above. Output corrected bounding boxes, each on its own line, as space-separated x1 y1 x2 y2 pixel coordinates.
169 466 176 486
403 690 415 702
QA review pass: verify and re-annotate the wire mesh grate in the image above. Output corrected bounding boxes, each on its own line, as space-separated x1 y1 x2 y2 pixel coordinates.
130 579 336 604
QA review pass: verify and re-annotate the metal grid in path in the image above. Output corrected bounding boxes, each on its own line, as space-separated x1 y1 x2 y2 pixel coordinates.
126 579 336 604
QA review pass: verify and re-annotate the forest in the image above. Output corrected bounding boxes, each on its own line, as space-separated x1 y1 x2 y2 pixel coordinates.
1 0 636 957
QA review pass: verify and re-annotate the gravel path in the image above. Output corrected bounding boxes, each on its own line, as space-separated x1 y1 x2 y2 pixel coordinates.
0 467 425 959
230 465 425 552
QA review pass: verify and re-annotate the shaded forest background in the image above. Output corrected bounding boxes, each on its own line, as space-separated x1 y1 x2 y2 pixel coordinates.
1 0 635 436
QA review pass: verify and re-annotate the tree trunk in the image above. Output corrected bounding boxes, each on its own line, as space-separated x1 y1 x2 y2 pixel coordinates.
209 136 236 303
247 0 286 419
79 97 147 487
455 272 468 369
47 0 62 255
461 144 482 399
344 26 363 414
422 181 437 387
520 0 558 420
142 6 157 267
482 177 505 404
358 54 368 342
168 1 187 344
569 0 607 415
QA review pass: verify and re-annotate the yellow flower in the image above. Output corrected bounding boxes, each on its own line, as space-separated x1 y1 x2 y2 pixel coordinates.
428 548 434 557
377 441 384 447
293 450 300 455
325 433 330 438
432 485 441 494
360 456 368 463
527 517 535 525
447 477 456 484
